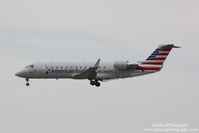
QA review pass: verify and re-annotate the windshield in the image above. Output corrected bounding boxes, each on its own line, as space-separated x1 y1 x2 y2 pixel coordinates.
25 65 34 68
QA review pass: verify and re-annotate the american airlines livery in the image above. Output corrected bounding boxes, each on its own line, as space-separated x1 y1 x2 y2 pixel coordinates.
15 44 180 87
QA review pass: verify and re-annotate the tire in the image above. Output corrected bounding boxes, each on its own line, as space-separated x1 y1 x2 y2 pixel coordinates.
90 81 95 86
95 82 100 87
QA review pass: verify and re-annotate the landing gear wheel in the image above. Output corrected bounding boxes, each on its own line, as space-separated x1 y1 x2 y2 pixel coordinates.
25 78 30 86
95 82 100 87
90 80 95 86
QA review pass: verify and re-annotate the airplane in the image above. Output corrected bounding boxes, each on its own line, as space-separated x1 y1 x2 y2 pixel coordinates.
15 44 180 87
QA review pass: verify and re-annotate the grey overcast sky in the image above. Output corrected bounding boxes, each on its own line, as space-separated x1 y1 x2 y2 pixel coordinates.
0 0 198 133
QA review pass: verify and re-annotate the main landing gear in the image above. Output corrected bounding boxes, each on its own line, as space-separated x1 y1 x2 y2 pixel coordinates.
26 78 30 86
90 79 101 87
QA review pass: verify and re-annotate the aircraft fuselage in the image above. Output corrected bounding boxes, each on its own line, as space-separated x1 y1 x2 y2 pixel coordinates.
15 44 180 87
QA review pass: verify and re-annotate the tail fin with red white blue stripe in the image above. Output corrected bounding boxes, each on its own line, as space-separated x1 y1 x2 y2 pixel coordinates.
138 44 180 71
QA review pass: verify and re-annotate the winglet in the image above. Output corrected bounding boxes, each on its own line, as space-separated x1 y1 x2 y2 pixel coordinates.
93 58 101 69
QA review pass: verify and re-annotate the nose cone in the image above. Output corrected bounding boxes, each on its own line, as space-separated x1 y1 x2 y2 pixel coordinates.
15 70 26 78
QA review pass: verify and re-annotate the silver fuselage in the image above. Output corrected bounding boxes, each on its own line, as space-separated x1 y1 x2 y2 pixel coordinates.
15 61 158 80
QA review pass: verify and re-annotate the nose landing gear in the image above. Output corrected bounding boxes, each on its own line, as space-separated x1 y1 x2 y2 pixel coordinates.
26 78 30 86
90 79 101 87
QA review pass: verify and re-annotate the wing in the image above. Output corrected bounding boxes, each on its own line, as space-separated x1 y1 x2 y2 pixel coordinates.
73 59 100 79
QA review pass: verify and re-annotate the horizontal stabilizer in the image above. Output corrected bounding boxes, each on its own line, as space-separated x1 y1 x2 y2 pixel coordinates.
158 44 181 49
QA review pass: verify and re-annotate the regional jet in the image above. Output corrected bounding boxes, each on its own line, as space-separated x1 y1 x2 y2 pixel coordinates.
15 44 180 87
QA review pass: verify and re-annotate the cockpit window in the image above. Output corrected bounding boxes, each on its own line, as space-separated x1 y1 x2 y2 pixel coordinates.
25 65 34 68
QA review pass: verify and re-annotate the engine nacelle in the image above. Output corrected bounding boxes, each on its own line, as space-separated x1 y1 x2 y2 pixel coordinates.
114 61 129 71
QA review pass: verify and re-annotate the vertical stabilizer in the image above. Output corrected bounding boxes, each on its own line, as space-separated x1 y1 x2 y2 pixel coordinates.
138 44 180 71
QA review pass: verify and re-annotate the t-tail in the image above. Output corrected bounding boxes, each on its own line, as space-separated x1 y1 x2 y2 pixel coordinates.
138 44 180 71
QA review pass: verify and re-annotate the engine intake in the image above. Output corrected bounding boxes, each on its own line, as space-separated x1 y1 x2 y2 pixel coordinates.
114 61 129 71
